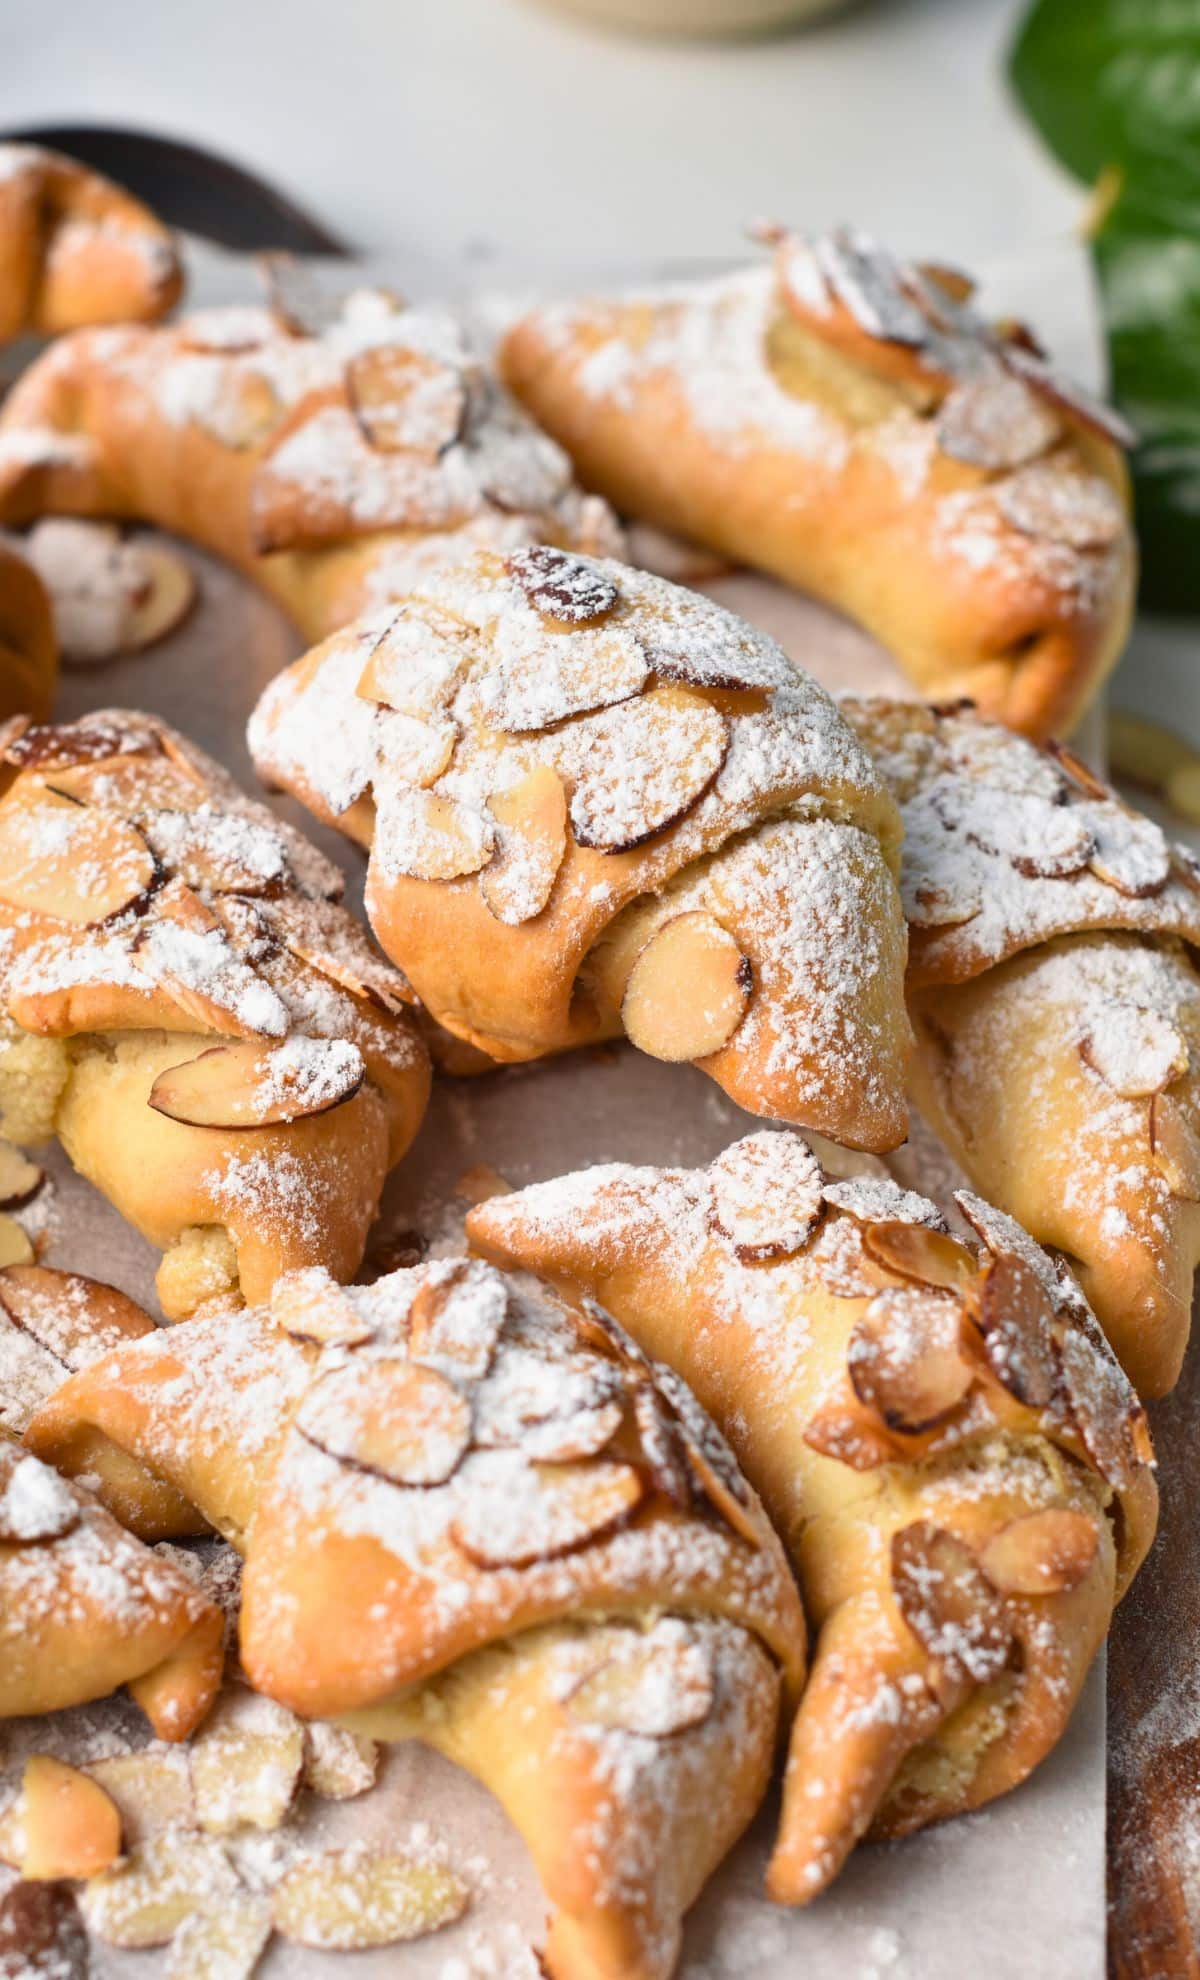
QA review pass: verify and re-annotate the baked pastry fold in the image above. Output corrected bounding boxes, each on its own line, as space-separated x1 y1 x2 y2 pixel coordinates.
0 539 56 722
845 696 1200 1396
0 142 181 342
467 1129 1157 1900
27 1257 806 1980
0 1438 221 1738
500 227 1136 739
0 709 430 1317
249 546 912 1148
0 283 621 644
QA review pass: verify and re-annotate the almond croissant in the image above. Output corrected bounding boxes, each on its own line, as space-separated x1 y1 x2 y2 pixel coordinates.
0 539 55 722
468 1129 1157 1901
0 710 430 1318
249 546 912 1149
845 696 1200 1396
26 1257 806 1980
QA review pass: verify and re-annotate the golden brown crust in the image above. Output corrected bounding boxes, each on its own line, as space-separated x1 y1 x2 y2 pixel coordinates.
846 696 1200 1394
0 143 181 342
500 231 1137 740
0 294 621 645
0 540 56 722
467 1130 1157 1899
249 549 913 1149
0 710 430 1315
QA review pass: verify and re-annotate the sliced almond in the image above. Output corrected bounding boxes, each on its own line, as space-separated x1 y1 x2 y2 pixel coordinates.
190 1690 305 1836
907 871 983 929
85 1750 195 1845
1001 343 1137 450
481 623 648 732
4 714 159 771
0 1454 79 1544
567 1624 714 1737
802 1396 899 1470
652 1363 761 1549
707 1129 822 1259
632 1382 693 1510
164 1891 272 1980
980 1509 1099 1597
452 1458 644 1568
891 1521 1013 1684
507 546 619 627
847 1287 973 1433
1056 1324 1140 1488
622 913 752 1064
264 257 348 338
482 766 568 924
936 370 1060 471
1084 804 1171 898
0 1216 35 1268
148 1037 365 1131
82 1831 239 1948
568 1295 652 1377
377 710 457 787
347 345 466 458
272 1847 468 1950
15 1756 120 1881
376 785 495 882
473 1346 624 1462
932 783 1094 880
134 882 290 1040
997 463 1126 550
1079 1004 1188 1098
127 544 197 651
862 1221 978 1295
822 1176 948 1231
0 1882 86 1978
139 807 288 897
303 1724 379 1801
562 686 728 852
271 1268 374 1347
0 789 157 925
1149 1092 1200 1200
263 893 413 1016
299 1359 472 1488
0 1141 43 1209
408 1261 508 1381
356 611 467 720
975 1252 1059 1409
208 368 283 451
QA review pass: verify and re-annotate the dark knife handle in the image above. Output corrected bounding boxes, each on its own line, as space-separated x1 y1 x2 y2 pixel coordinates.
4 123 354 257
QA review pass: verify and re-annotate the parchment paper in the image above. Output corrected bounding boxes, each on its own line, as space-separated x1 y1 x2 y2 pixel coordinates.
0 236 1111 1978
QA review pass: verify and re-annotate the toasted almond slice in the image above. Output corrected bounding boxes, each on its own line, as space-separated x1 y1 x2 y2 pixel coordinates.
980 1509 1099 1597
568 1295 653 1377
4 714 160 771
134 882 290 1040
302 1724 379 1801
0 1267 150 1365
0 1882 86 1978
1055 1325 1139 1488
1079 1003 1188 1098
452 1458 644 1568
1001 342 1137 450
1083 804 1171 898
936 370 1060 470
356 611 467 720
567 1624 714 1737
938 784 1095 880
347 345 467 458
164 1891 273 1980
127 544 197 652
272 1847 468 1950
0 1216 35 1269
149 1037 365 1131
299 1359 472 1488
0 1141 43 1211
481 766 568 925
562 687 728 852
139 807 288 897
847 1287 973 1433
632 1382 693 1510
86 1750 195 1845
507 546 619 627
473 1346 624 1461
1149 1093 1200 1200
908 872 984 929
652 1363 761 1549
0 1454 79 1543
206 368 282 451
802 1396 900 1470
190 1690 305 1836
622 913 752 1065
975 1252 1059 1409
891 1521 1013 1684
483 623 648 732
0 789 157 925
997 463 1126 550
707 1129 822 1260
377 784 495 882
82 1831 239 1947
377 710 457 787
16 1756 121 1881
408 1260 508 1380
262 893 413 1015
822 1176 947 1231
271 1268 374 1347
862 1221 978 1295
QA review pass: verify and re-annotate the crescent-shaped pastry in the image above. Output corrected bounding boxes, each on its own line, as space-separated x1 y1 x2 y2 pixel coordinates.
248 546 912 1149
845 696 1200 1396
0 709 430 1317
0 1438 221 1738
0 539 56 721
0 142 182 342
467 1129 1158 1901
500 227 1136 740
0 283 621 645
27 1257 807 1980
